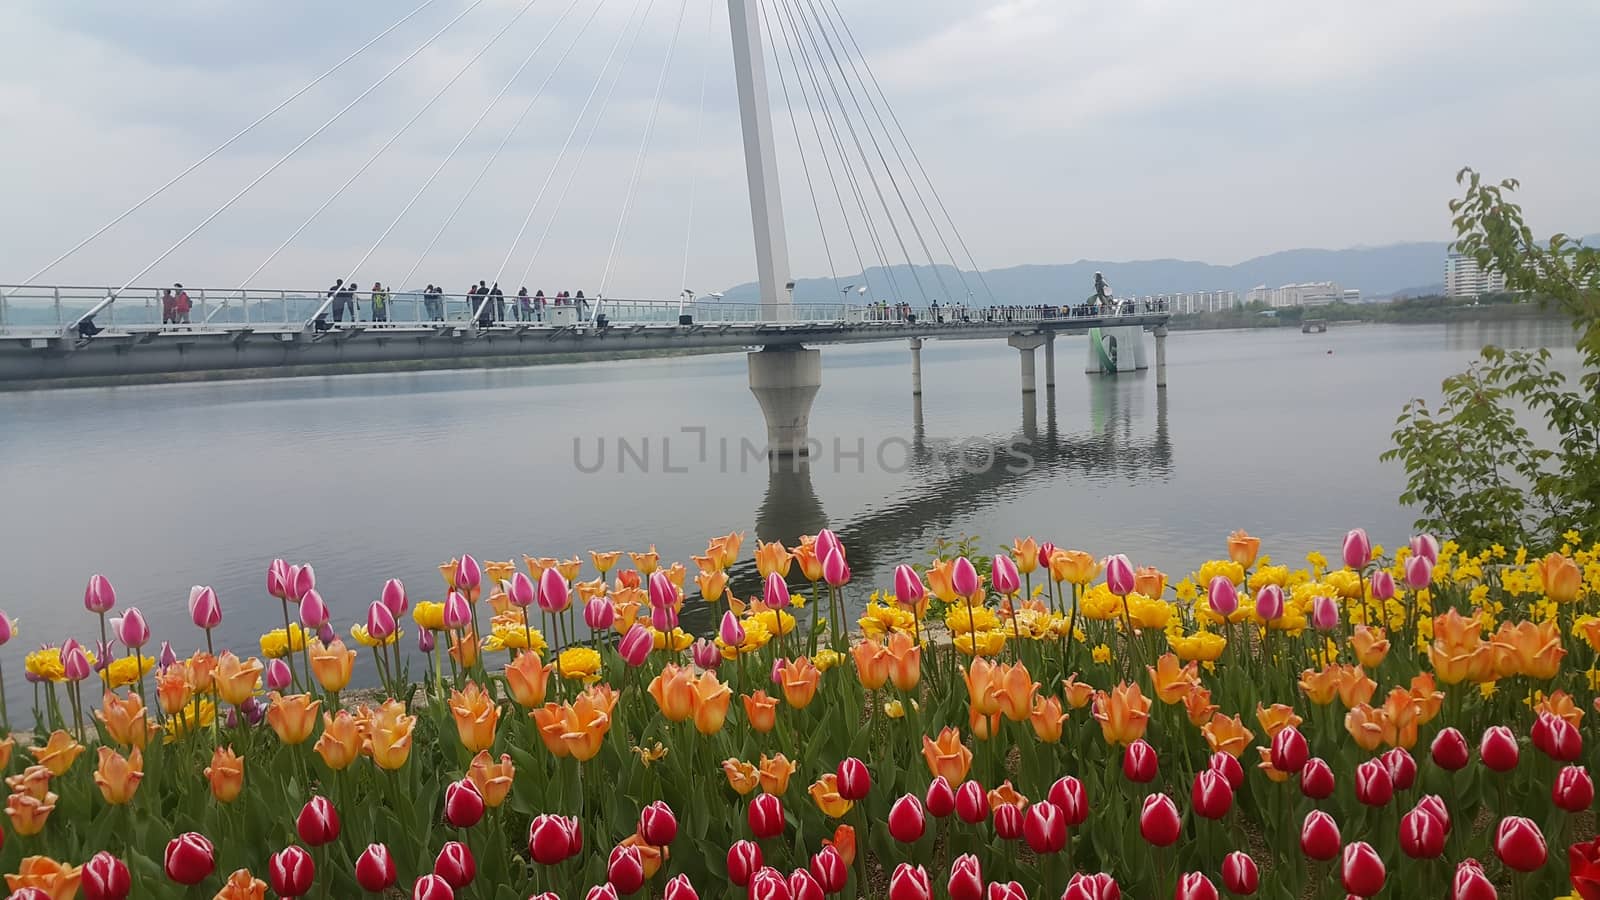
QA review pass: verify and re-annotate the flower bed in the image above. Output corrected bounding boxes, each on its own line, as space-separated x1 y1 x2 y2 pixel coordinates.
1 528 1599 899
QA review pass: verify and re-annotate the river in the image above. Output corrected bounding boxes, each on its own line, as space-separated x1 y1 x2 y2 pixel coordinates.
0 318 1577 705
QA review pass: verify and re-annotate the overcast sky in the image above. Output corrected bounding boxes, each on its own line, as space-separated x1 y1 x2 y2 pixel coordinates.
2 1 1596 298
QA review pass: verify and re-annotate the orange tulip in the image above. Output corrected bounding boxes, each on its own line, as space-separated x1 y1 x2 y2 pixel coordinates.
266 692 321 746
1092 682 1152 746
448 682 500 752
186 650 218 695
29 731 84 777
1227 530 1262 568
441 559 461 590
1536 689 1585 728
1061 675 1096 709
1298 666 1341 706
1537 552 1583 604
1147 653 1198 705
885 632 922 692
758 753 798 795
824 824 856 866
1030 696 1066 743
1049 549 1099 585
715 532 744 570
504 652 553 708
1333 665 1377 708
1409 672 1445 724
1011 537 1040 575
92 746 142 805
792 536 824 583
995 662 1040 722
648 664 697 723
206 745 246 803
696 570 729 603
741 690 779 733
1379 688 1421 749
630 546 660 575
1254 703 1303 738
963 657 1005 717
851 640 890 690
0 737 11 771
921 726 973 783
779 657 821 709
1343 703 1386 752
4 856 82 899
969 706 1003 740
468 750 515 808
691 670 733 735
1505 619 1566 679
309 639 357 693
532 704 570 758
449 628 482 670
1200 713 1253 757
314 711 363 771
926 558 959 602
156 668 193 717
1256 746 1292 783
590 550 623 574
1134 566 1167 599
556 692 612 762
215 868 268 900
809 773 853 818
619 833 668 879
7 766 50 801
987 780 1028 811
723 758 761 795
1183 686 1219 726
213 651 264 707
1350 625 1391 669
755 541 793 579
4 790 57 837
368 699 418 770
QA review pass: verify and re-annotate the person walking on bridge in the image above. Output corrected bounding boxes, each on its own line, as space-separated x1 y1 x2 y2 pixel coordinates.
490 282 505 323
160 288 176 326
173 284 192 326
370 282 390 322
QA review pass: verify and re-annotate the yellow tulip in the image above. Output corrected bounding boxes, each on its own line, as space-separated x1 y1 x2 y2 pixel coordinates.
412 601 447 631
468 750 515 808
558 647 603 683
758 753 798 794
205 745 246 803
259 624 307 660
1011 537 1040 575
266 693 321 746
93 746 143 805
952 629 1007 657
723 759 760 795
3 856 81 898
696 570 729 603
29 731 84 777
590 550 623 574
368 700 418 770
1049 549 1099 585
314 711 363 771
808 773 854 818
630 546 660 575
921 726 973 783
309 639 356 693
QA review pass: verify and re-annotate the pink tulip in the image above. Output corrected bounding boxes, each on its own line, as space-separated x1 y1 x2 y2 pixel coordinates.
652 598 680 632
317 622 335 644
618 624 653 667
691 639 722 669
991 555 1020 595
770 657 786 684
0 613 12 647
113 607 150 648
1311 595 1339 631
381 578 408 616
649 571 677 611
764 572 791 609
455 555 482 593
159 641 178 671
1104 554 1135 595
442 593 472 630
1404 555 1433 590
506 573 536 609
951 557 980 597
84 574 117 614
299 590 329 630
584 597 615 631
188 586 222 630
822 549 851 588
893 564 925 609
266 658 292 691
267 560 290 601
287 564 315 603
537 567 570 613
1207 576 1237 617
816 529 844 562
1410 533 1440 564
719 611 745 647
418 629 436 653
1370 569 1395 601
1254 584 1285 621
61 640 91 682
367 601 397 640
1342 528 1370 569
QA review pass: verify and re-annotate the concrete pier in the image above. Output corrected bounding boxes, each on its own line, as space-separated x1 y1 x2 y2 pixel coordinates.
909 337 923 396
1007 333 1046 394
1154 325 1168 389
1043 332 1056 391
747 346 821 457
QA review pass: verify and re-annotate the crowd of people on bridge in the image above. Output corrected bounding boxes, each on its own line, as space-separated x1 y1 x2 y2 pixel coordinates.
317 278 593 327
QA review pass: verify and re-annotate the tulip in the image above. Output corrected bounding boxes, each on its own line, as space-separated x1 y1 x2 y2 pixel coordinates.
1538 551 1583 603
1311 595 1339 631
1404 555 1433 589
435 841 475 889
1379 747 1415 793
634 800 677 847
993 803 1025 841
986 883 1027 900
788 869 823 900
80 850 131 900
454 554 482 593
1191 769 1233 820
1208 576 1238 617
1400 804 1446 858
295 590 328 631
113 607 150 648
1431 727 1470 770
749 793 784 839
1221 852 1257 895
61 640 91 682
926 776 956 818
1354 758 1393 807
1254 584 1284 620
1208 752 1244 791
874 793 922 845
1368 568 1395 602
619 624 654 667
1023 800 1067 853
942 854 982 900
717 612 746 649
1531 711 1583 762
821 549 850 588
1122 738 1159 783
1494 816 1546 872
1104 554 1135 594
894 564 925 610
1342 528 1370 569
373 579 406 618
1480 726 1519 772
748 868 791 900
156 640 178 672
1139 793 1181 847
606 844 646 895
1451 859 1496 900
85 574 117 613
297 795 340 847
836 757 871 801
815 529 844 561
442 593 471 630
529 815 581 865
355 844 397 893
585 597 616 631
725 841 764 888
991 554 1020 595
413 874 456 900
809 845 847 894
764 572 791 609
505 572 535 609
889 864 931 900
164 832 216 885
1554 765 1595 813
1062 873 1120 900
288 563 316 602
1300 810 1341 861
270 845 316 898
265 657 291 691
1572 838 1600 900
1270 726 1308 775
444 779 485 828
1175 873 1217 900
688 638 720 670
951 556 980 597
418 628 435 652
182 585 222 630
1048 775 1089 826
1337 841 1384 897
1416 794 1452 834
955 779 989 824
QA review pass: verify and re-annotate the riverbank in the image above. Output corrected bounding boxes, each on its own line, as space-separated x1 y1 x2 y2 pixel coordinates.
1167 295 1571 332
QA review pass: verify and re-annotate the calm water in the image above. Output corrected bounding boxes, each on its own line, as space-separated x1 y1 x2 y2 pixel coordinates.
0 319 1576 704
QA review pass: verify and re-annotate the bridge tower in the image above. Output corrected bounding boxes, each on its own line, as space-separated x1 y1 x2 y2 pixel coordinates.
730 0 819 458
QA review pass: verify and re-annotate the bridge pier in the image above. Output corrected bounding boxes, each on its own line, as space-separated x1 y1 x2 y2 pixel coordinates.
1043 332 1056 392
1154 325 1168 389
1007 333 1046 394
908 337 923 396
748 345 821 458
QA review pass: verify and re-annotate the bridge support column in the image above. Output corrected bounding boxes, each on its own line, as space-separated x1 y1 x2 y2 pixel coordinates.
908 337 923 396
748 345 821 458
1154 325 1168 389
1008 333 1045 394
1043 332 1056 391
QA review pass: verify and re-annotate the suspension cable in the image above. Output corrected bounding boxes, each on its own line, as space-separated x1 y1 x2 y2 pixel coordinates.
598 0 692 300
676 0 717 301
7 0 441 295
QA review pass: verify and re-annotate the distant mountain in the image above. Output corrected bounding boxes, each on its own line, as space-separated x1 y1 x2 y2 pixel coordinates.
723 235 1600 304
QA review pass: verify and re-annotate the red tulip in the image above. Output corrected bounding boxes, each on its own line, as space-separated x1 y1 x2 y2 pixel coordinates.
1300 757 1335 800
529 815 581 865
270 846 316 898
1220 852 1258 895
528 894 559 900
1048 775 1088 826
749 793 785 839
9 889 52 900
987 882 1027 900
1300 810 1341 861
1494 816 1547 872
947 854 983 900
993 803 1025 841
1532 712 1583 762
1023 800 1067 854
808 846 847 894
164 832 216 885
955 780 989 824
889 864 932 900
749 868 792 900
434 841 476 890
1431 727 1470 770
1270 726 1308 775
297 796 341 847
1554 765 1595 813
356 843 398 893
1123 739 1159 783
1208 752 1244 791
1480 726 1519 772
658 874 695 900
1191 769 1233 820
1354 759 1393 807
1139 793 1181 847
82 851 132 900
443 779 484 829
1451 859 1496 900
925 776 956 818
1175 872 1218 900
1568 837 1600 900
1062 872 1120 900
1416 794 1452 834
1399 805 1446 859
888 794 926 843
640 800 678 846
1341 841 1385 897
728 840 764 887
607 844 646 895
836 758 871 801
789 869 825 900
413 874 455 900
1380 748 1414 791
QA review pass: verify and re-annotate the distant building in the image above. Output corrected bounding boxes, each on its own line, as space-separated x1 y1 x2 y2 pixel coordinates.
1244 281 1351 308
1445 252 1507 298
1139 290 1239 314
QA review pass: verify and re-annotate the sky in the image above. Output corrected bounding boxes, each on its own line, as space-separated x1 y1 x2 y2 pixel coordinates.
2 0 1597 299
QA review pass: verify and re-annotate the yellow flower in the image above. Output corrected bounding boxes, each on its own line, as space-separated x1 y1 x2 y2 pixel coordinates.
651 627 695 652
945 604 1002 634
1168 630 1226 662
93 746 143 805
809 773 854 818
952 629 1007 657
29 731 85 777
259 623 308 659
164 698 217 743
412 601 447 631
1091 644 1112 665
449 682 501 752
558 647 603 683
24 648 66 683
883 699 907 718
632 743 669 767
484 622 547 654
349 624 401 648
97 654 152 690
859 603 915 640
